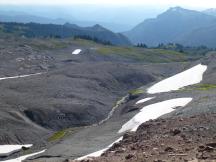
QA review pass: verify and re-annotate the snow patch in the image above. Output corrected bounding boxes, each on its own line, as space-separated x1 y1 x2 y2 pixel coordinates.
147 64 207 94
136 97 155 105
118 98 192 133
76 137 123 160
72 49 82 55
76 149 106 160
0 149 46 162
0 145 32 155
0 73 43 81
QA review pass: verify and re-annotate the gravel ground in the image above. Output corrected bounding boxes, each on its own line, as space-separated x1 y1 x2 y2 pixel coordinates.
1 37 211 162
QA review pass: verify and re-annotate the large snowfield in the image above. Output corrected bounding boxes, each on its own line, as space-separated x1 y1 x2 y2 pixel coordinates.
0 145 32 155
147 64 207 94
118 98 193 133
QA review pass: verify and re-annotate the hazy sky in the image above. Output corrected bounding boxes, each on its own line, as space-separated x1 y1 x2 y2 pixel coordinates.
0 0 215 9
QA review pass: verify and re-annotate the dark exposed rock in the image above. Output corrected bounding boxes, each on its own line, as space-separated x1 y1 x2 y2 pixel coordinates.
164 147 175 152
206 143 216 148
125 153 135 160
170 129 181 136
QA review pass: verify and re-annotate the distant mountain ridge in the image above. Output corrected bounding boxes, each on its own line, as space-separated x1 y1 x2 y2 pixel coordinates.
0 11 132 32
203 8 216 16
0 22 131 45
0 10 72 25
124 7 216 48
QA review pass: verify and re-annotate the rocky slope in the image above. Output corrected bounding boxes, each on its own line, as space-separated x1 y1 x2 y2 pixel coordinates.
80 113 216 162
0 35 200 162
0 35 199 160
17 56 216 162
0 38 151 145
65 54 216 162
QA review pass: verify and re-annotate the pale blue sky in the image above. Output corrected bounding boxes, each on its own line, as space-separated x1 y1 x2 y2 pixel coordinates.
0 0 215 9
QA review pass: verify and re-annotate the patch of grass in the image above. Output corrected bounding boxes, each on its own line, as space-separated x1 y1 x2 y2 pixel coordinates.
47 127 84 142
96 46 188 63
31 38 99 50
152 49 184 55
199 96 209 101
193 84 216 91
128 89 145 100
97 46 134 55
74 38 100 46
129 89 144 95
48 129 66 142
182 84 216 91
22 148 33 155
30 38 70 50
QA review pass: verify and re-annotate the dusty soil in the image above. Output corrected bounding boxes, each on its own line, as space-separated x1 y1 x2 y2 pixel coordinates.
76 113 216 162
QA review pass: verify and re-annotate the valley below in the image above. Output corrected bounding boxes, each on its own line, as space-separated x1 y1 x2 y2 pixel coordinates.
0 35 215 162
